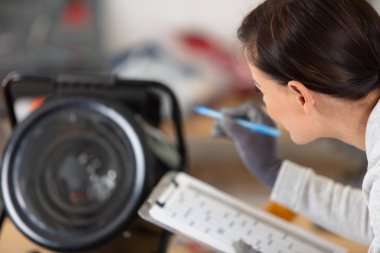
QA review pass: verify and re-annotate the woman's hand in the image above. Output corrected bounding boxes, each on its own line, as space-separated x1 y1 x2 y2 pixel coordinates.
212 101 282 187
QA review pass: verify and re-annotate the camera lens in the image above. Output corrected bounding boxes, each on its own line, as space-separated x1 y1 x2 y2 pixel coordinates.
1 98 150 250
27 109 132 229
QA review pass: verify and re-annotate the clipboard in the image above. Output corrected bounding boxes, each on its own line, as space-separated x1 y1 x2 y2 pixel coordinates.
138 171 347 253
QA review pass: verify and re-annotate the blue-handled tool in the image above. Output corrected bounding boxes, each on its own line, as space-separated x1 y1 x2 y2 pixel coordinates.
192 105 281 138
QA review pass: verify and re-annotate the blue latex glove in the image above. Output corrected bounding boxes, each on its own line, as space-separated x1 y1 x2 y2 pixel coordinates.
212 101 282 187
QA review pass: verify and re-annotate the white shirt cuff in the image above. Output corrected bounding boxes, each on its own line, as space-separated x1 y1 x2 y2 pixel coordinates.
270 160 313 211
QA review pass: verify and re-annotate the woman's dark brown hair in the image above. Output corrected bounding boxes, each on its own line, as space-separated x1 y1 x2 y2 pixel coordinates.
238 0 380 99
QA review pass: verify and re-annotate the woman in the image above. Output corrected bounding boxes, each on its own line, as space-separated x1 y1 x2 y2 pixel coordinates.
217 0 380 252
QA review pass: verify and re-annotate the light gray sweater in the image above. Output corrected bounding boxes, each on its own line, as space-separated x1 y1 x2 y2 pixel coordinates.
271 100 380 252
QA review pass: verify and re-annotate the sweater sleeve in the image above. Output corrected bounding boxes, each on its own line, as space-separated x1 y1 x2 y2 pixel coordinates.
367 176 380 253
270 160 374 245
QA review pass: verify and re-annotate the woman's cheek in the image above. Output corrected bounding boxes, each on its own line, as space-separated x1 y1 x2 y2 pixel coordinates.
264 104 280 123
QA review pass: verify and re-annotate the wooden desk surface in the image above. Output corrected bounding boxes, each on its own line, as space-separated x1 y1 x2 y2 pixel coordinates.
0 215 369 253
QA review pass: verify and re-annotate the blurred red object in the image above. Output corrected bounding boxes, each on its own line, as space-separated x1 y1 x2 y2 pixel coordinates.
62 0 92 28
179 33 254 93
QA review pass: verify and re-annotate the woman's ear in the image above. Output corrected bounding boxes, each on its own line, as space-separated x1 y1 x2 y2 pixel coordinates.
287 80 316 114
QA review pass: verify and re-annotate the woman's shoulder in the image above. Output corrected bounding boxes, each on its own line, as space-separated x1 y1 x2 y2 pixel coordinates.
366 99 380 167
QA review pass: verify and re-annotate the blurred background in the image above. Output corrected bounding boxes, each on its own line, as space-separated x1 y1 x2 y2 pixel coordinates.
0 0 378 116
0 0 260 117
0 0 379 252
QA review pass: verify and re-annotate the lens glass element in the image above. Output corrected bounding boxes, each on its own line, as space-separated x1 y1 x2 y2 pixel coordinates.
13 105 138 231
